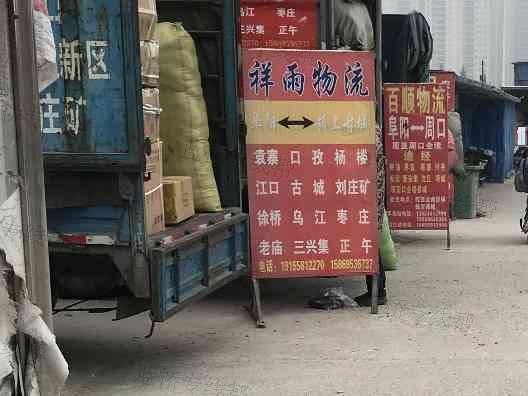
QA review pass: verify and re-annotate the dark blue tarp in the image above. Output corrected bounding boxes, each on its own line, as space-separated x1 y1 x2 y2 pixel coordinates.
458 96 516 182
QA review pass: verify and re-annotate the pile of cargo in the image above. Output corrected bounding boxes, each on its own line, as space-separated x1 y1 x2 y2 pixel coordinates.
140 3 197 235
139 0 159 87
157 22 222 213
139 0 164 235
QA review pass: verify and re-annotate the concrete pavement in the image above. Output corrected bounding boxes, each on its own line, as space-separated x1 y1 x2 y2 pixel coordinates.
56 181 528 395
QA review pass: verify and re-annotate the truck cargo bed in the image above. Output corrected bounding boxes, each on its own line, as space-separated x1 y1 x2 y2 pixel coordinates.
149 209 248 321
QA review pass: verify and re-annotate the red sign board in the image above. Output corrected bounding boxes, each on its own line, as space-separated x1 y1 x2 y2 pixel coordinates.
430 71 457 201
240 0 318 50
384 83 449 230
244 49 378 279
430 71 456 112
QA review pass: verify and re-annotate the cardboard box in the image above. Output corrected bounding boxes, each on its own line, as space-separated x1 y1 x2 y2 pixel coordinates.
138 0 157 41
139 0 156 9
140 40 159 87
142 88 160 108
145 184 165 235
143 104 161 141
163 176 195 225
142 88 161 141
144 141 162 193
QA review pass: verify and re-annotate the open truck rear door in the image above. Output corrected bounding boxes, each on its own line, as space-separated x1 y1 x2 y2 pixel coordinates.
43 0 248 321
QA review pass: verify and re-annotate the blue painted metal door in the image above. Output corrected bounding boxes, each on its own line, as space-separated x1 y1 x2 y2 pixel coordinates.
43 0 249 320
41 0 143 167
43 0 149 300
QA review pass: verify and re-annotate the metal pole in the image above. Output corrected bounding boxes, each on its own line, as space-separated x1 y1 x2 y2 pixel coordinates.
376 0 383 125
447 223 451 250
251 278 265 328
370 274 379 314
320 0 328 50
373 0 383 317
10 0 53 329
328 0 336 49
447 203 452 250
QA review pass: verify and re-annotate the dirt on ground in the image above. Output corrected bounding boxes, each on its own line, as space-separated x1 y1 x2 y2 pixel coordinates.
56 182 528 396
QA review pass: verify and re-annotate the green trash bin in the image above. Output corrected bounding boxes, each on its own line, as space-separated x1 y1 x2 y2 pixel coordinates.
453 164 486 219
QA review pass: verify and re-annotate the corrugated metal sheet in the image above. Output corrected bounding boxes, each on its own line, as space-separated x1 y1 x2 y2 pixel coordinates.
456 75 520 103
458 96 516 182
514 62 528 86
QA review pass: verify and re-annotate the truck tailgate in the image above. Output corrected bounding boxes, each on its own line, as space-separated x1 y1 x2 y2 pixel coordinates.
149 210 248 322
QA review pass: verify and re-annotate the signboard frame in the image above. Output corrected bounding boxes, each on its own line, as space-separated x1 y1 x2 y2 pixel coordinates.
239 0 319 50
430 71 457 244
430 71 456 112
243 48 380 325
383 82 451 248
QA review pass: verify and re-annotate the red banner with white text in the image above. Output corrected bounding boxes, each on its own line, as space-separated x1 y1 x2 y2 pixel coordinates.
244 49 378 279
384 83 449 231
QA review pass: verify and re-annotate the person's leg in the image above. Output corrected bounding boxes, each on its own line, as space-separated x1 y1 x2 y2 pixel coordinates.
355 254 387 306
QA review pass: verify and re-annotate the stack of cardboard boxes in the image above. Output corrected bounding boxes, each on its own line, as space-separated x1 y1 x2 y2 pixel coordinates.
139 0 159 88
139 0 164 235
139 4 196 234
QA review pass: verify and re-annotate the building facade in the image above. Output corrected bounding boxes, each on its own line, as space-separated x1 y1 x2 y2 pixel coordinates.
383 0 520 86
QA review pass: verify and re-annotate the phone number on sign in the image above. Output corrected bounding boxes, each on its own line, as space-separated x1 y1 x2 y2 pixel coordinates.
280 260 325 272
330 258 373 272
278 259 374 273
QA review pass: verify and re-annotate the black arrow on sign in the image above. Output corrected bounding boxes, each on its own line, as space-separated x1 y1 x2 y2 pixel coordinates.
278 116 315 129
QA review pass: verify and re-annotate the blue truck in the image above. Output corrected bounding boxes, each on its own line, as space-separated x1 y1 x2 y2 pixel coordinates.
41 0 248 322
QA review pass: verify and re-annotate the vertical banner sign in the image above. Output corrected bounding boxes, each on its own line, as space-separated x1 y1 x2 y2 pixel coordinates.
430 71 456 112
39 0 128 154
430 71 457 202
384 83 449 230
240 0 318 49
244 49 378 279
